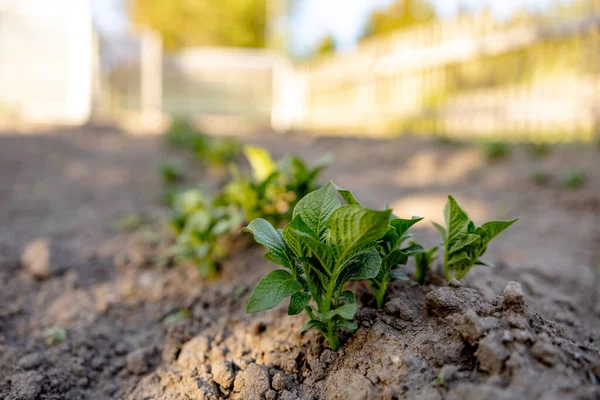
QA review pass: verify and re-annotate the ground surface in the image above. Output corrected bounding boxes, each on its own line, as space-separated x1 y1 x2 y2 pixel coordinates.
0 125 599 399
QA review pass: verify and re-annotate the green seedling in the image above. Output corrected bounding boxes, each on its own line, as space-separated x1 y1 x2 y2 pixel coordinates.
371 214 423 308
527 142 552 159
562 168 586 189
480 141 510 161
530 169 551 186
111 213 144 232
44 327 67 345
163 309 191 324
223 146 331 227
164 189 244 277
243 183 390 350
157 161 183 185
433 196 518 281
413 245 438 285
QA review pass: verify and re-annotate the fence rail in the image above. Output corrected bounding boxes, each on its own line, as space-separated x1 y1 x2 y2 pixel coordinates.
276 10 600 140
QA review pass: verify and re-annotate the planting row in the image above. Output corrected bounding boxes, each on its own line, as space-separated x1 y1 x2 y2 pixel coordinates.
158 122 517 350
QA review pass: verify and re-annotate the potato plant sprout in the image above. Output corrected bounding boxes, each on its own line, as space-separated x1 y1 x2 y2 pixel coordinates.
433 196 518 281
243 183 390 350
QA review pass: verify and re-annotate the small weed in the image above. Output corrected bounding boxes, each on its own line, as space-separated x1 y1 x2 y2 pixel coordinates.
527 142 552 159
413 245 438 285
163 309 191 324
433 196 518 281
530 169 551 186
44 327 67 345
562 168 586 189
480 141 510 161
157 161 183 185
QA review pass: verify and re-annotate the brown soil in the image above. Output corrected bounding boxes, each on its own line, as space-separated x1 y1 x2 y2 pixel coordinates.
0 125 599 399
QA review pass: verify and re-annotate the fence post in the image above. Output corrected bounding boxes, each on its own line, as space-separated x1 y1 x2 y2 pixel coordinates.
140 29 163 122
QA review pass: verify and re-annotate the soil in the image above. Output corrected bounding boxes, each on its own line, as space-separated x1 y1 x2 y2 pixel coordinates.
0 125 599 399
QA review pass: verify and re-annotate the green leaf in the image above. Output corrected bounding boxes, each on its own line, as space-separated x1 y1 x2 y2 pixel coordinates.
332 182 362 205
475 259 495 268
334 320 358 332
338 290 356 304
246 270 303 313
300 319 327 333
288 292 311 315
383 249 409 269
242 219 294 269
432 222 446 241
389 216 423 238
480 219 519 243
317 303 357 321
282 216 310 258
244 145 276 182
293 183 341 240
294 230 334 271
400 243 424 255
444 196 470 244
389 270 409 280
342 248 382 281
448 233 481 255
327 206 392 265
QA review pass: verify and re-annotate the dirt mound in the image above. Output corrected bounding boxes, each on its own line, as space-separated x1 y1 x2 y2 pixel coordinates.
125 281 600 400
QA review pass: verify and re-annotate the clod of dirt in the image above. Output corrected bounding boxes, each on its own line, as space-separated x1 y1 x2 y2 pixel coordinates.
323 370 374 400
232 363 271 400
126 347 156 375
17 353 44 370
212 360 235 389
4 371 44 400
20 238 52 279
448 278 463 288
502 281 526 314
530 340 558 366
271 372 289 391
424 286 491 317
178 335 210 368
474 331 510 373
449 309 485 345
162 323 192 363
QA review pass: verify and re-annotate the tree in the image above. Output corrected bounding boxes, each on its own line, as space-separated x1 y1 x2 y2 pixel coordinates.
361 0 436 40
313 35 336 57
131 0 268 51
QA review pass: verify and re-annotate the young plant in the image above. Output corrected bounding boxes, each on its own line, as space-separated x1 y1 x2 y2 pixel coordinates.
527 142 552 159
243 183 390 350
562 168 586 189
480 141 510 161
223 146 330 227
413 245 438 285
371 213 423 307
433 196 518 281
157 160 183 185
530 169 551 186
164 189 244 277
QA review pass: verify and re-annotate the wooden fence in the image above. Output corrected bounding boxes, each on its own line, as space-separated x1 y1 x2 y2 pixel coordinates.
275 11 600 141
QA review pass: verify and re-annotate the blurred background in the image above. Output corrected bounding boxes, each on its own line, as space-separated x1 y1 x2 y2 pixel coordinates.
0 0 599 141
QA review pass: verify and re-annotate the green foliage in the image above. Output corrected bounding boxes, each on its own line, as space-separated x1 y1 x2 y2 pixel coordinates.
433 196 518 281
157 160 183 185
163 189 245 277
527 142 552 159
243 183 391 350
480 141 510 161
163 120 240 168
222 146 331 227
413 245 438 285
371 210 423 308
132 0 267 51
530 169 551 186
162 146 329 278
44 327 67 345
562 168 586 189
314 35 337 57
362 0 436 40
